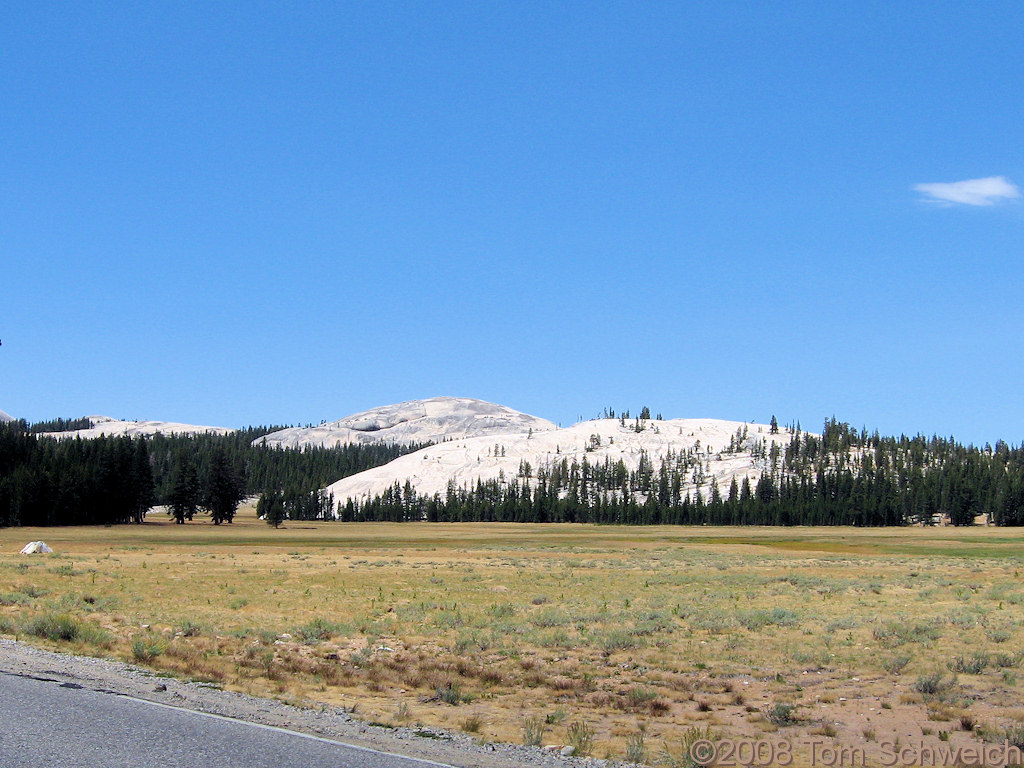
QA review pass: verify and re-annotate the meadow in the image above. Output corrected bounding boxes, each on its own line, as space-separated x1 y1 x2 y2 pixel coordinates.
3 508 1024 766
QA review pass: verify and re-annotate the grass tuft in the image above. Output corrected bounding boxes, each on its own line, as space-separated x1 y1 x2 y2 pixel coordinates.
522 715 545 746
566 720 593 757
767 702 799 726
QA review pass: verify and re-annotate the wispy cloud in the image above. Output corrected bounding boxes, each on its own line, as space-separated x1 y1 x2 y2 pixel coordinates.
913 176 1021 206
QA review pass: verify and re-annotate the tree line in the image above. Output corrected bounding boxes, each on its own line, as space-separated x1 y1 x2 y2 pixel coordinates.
0 420 421 527
28 417 93 433
336 419 1024 527
5 415 1023 528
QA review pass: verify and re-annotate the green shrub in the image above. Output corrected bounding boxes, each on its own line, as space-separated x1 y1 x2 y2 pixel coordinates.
22 613 83 642
453 632 486 654
690 610 737 633
297 617 347 644
767 702 798 726
625 686 658 708
20 612 111 646
872 619 941 647
545 708 567 725
992 651 1023 669
986 627 1012 644
529 608 572 628
522 715 545 746
594 628 640 653
948 653 988 674
437 681 465 705
737 607 800 630
566 720 593 757
625 730 647 763
177 620 206 637
883 655 911 674
1003 723 1024 750
662 725 718 768
131 638 165 662
913 672 957 698
487 602 515 618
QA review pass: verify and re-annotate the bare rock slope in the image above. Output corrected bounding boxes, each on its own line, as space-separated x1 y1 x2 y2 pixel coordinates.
256 397 557 450
39 415 235 440
325 416 797 508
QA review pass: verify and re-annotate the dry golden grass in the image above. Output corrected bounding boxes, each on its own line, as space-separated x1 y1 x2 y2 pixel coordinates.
3 507 1024 765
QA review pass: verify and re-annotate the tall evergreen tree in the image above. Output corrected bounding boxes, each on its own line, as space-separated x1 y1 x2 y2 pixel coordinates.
204 446 245 524
129 439 155 524
167 451 200 524
258 488 287 528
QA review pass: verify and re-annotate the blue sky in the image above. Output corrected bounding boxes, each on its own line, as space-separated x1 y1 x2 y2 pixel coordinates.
2 2 1022 444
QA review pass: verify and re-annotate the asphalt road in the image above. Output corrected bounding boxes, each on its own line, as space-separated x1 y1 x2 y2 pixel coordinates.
0 671 456 768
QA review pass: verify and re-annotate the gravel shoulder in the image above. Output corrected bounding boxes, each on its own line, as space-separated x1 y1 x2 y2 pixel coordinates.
0 639 611 768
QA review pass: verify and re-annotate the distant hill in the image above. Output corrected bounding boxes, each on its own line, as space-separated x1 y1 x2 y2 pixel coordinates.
321 412 1024 527
325 416 787 507
38 415 235 440
255 396 556 449
8 396 1022 528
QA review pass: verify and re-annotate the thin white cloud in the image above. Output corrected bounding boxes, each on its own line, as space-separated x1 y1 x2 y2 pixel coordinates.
914 176 1021 206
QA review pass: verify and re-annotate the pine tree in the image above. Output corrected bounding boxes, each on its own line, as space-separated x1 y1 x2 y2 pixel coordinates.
167 451 200 524
258 488 287 528
129 439 155 524
204 447 245 525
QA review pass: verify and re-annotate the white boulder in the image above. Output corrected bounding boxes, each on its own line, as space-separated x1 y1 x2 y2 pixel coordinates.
19 541 53 555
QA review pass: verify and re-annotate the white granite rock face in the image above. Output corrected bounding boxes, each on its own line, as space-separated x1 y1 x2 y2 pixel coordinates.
38 415 234 440
256 397 557 449
324 415 805 510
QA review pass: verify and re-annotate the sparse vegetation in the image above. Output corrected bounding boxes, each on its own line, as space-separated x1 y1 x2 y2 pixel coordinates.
883 655 911 674
22 612 83 642
522 715 545 746
948 652 988 674
913 673 958 698
662 725 718 768
3 509 1024 761
766 702 798 726
131 637 165 662
566 720 593 757
1001 723 1024 750
624 728 646 763
21 612 109 646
